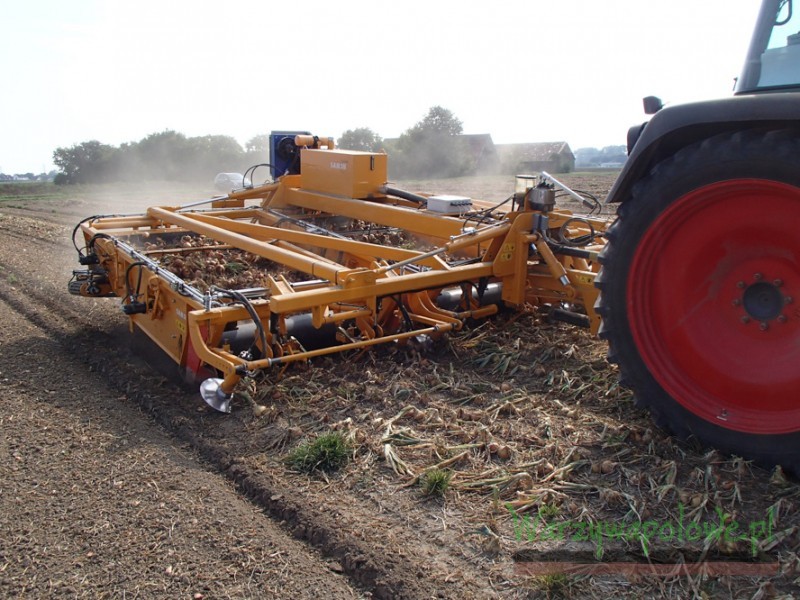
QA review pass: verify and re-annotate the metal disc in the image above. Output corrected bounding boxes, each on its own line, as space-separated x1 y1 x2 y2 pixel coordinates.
200 378 232 413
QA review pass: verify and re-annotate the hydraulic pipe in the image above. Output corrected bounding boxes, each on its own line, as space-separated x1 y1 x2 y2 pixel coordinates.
533 235 570 287
379 186 430 205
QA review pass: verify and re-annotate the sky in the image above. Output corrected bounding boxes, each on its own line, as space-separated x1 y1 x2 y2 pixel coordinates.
0 0 762 174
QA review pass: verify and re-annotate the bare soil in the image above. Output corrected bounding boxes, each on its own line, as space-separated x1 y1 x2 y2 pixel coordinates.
1 176 799 599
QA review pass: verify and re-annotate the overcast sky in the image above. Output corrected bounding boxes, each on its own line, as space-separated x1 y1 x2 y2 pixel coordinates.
1 0 762 174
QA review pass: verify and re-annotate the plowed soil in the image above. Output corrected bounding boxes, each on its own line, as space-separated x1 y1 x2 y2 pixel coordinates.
1 175 798 599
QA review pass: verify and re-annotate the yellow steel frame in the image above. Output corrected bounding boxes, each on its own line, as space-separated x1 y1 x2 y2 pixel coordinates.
78 163 607 396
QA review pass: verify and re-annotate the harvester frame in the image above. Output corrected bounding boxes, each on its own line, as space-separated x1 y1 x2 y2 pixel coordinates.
72 144 608 412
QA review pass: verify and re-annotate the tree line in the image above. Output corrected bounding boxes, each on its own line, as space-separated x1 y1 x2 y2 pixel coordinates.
52 106 471 184
574 145 627 168
53 131 270 185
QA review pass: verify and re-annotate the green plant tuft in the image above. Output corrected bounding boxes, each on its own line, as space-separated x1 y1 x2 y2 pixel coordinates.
287 432 349 473
421 468 452 497
537 503 560 519
225 261 246 274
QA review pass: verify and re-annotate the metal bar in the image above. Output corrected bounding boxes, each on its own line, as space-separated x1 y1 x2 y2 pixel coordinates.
268 262 496 313
176 195 231 210
146 206 351 283
270 188 468 239
184 212 445 268
541 171 597 210
262 324 456 366
143 244 234 256
321 308 373 324
376 222 510 275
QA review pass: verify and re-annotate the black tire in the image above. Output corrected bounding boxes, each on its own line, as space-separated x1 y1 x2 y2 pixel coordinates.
596 129 800 472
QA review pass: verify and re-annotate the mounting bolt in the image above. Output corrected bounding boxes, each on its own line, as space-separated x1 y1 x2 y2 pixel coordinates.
778 315 788 323
741 316 751 324
754 273 763 281
732 299 741 306
760 322 769 331
774 279 783 287
737 281 746 289
786 296 794 305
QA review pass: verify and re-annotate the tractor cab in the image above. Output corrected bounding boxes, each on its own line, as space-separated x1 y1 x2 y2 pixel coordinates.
737 0 800 92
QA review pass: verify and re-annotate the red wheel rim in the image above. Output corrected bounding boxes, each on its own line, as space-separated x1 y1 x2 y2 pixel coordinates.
628 179 800 434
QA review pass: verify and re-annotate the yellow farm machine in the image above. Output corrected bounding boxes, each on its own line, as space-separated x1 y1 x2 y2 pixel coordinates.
70 135 607 405
70 0 800 472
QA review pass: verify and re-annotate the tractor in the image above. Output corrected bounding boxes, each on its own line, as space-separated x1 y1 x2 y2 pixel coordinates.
597 0 800 472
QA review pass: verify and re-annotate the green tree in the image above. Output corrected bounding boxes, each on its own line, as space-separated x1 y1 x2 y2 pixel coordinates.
53 130 249 184
132 130 191 179
408 105 463 137
600 145 627 164
53 140 118 184
244 134 270 167
122 131 245 181
390 106 468 179
188 134 245 178
245 134 270 155
338 127 383 152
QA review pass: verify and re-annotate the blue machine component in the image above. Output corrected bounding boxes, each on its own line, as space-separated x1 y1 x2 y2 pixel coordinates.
269 130 310 179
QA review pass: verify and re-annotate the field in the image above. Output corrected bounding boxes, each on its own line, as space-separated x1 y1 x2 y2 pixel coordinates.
1 175 799 599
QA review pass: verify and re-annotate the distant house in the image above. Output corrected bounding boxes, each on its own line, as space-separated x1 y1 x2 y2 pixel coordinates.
495 142 575 174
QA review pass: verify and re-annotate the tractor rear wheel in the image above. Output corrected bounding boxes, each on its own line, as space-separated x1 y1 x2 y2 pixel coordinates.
596 129 800 471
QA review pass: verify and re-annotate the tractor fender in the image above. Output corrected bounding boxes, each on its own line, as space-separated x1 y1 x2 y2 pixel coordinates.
607 91 800 203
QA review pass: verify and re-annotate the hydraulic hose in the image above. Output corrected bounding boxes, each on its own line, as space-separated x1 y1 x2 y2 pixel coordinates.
380 186 430 206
